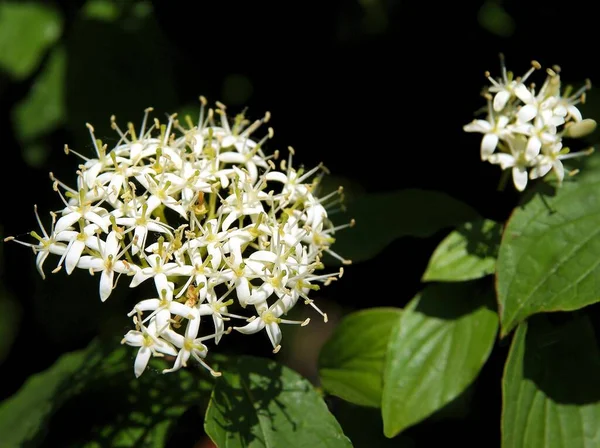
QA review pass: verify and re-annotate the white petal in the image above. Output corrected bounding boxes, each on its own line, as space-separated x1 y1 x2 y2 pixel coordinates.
514 84 534 104
99 269 114 302
105 231 120 256
55 212 81 233
222 211 239 232
236 278 251 306
122 330 144 346
481 134 499 160
213 315 225 344
132 299 161 313
234 317 265 335
134 346 152 377
518 105 537 123
463 119 492 133
266 322 282 349
265 171 289 184
65 240 85 274
489 153 515 169
493 90 511 111
219 152 245 163
530 162 552 179
154 339 178 357
553 160 565 183
568 105 583 122
185 307 201 339
526 137 542 159
512 166 528 191
169 302 194 319
249 250 278 263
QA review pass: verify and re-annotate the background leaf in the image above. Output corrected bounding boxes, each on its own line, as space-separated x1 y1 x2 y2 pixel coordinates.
330 189 478 264
382 281 498 437
422 219 502 282
318 307 402 408
0 338 213 447
502 315 600 448
205 355 352 448
0 3 63 79
12 46 66 144
496 154 600 336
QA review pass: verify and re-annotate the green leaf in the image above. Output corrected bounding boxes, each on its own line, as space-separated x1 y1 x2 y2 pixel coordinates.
422 219 502 282
205 356 352 448
0 344 91 446
0 339 212 446
381 281 498 437
331 189 478 264
318 307 402 408
12 46 66 144
64 354 212 447
0 3 63 79
496 154 600 337
502 315 600 448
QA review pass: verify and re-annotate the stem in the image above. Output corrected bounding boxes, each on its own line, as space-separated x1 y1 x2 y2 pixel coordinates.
497 169 510 192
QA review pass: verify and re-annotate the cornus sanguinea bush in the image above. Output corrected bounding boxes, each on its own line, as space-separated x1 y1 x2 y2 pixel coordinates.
464 55 597 191
5 98 353 378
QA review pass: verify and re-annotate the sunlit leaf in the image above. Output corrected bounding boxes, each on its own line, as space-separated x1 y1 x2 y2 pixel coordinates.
318 307 402 407
382 281 498 437
0 339 212 446
422 219 502 282
205 356 352 447
497 154 600 336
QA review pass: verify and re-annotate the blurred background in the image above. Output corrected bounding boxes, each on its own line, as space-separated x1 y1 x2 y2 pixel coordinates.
1 0 600 446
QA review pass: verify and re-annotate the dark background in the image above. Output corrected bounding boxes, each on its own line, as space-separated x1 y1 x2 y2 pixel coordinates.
1 1 600 446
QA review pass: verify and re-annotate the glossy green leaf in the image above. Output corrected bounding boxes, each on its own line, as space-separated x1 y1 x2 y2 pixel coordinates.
0 339 212 446
502 315 600 448
205 356 352 448
0 3 62 79
331 189 478 264
382 281 498 437
318 307 402 407
13 46 66 144
496 154 600 337
422 219 502 282
68 354 212 448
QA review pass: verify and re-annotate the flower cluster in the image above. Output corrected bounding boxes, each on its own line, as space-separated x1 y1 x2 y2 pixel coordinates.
6 98 352 377
464 55 596 191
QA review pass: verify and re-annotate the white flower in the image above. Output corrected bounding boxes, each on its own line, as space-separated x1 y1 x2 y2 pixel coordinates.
466 56 595 192
486 57 539 111
463 114 510 160
121 318 178 378
234 303 310 353
488 135 539 191
10 98 349 377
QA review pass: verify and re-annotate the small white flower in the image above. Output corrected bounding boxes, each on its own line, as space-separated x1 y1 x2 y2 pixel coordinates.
121 318 178 378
